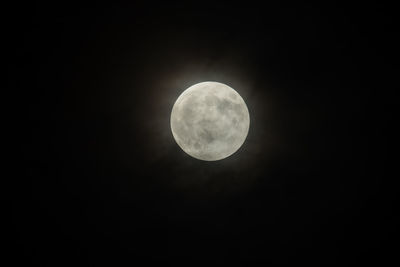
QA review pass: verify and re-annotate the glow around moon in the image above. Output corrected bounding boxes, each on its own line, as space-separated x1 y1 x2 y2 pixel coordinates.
170 81 250 161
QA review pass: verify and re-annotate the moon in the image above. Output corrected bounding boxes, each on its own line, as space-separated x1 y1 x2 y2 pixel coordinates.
170 81 250 161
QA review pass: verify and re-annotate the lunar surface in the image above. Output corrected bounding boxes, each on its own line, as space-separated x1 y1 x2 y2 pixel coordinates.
170 81 250 161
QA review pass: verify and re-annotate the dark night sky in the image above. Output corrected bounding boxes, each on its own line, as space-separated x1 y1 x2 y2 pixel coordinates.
9 1 396 265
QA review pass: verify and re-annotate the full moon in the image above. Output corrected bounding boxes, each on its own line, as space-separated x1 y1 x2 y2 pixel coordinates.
170 81 250 161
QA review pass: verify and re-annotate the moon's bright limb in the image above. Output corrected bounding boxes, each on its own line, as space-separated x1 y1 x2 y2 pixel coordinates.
170 81 250 161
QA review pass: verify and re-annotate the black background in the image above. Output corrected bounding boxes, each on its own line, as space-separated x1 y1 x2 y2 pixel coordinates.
9 1 396 265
